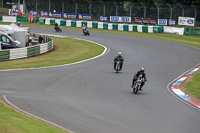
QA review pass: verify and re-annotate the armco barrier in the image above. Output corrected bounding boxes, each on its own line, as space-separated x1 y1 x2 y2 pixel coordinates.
0 35 53 61
1 16 199 36
16 17 29 23
184 28 200 36
0 50 10 61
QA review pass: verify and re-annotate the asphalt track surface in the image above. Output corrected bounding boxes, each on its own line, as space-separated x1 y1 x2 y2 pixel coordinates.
1 28 200 133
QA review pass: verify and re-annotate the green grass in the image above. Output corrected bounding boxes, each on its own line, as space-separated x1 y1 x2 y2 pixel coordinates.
0 37 104 70
185 71 200 100
0 101 68 133
1 22 200 48
0 8 9 13
0 21 200 133
21 23 200 48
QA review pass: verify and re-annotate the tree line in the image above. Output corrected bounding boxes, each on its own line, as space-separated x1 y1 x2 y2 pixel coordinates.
4 0 200 5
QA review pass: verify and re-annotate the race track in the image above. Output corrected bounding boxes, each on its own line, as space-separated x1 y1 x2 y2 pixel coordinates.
0 27 200 133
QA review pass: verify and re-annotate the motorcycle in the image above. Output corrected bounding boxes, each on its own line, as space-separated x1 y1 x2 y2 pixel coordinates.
115 61 121 73
55 26 62 32
83 28 90 36
132 74 144 94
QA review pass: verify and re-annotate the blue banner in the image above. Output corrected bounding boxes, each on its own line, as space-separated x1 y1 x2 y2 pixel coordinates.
100 16 107 21
158 19 167 25
78 14 92 20
121 17 131 22
110 16 120 22
30 11 37 16
10 11 18 16
49 12 62 18
110 16 131 22
63 13 77 19
40 11 48 17
169 19 176 26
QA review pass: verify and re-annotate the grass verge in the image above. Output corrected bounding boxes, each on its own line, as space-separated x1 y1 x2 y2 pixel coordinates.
0 21 200 132
0 37 104 70
0 35 104 132
185 71 200 100
1 22 200 48
0 99 68 133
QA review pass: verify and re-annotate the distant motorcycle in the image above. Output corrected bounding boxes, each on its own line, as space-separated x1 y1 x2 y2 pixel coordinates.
114 61 121 73
83 28 90 36
132 74 144 94
54 26 62 32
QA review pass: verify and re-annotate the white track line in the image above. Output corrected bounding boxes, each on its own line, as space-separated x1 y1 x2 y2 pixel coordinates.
1 34 110 133
0 35 109 72
167 63 200 111
3 95 75 133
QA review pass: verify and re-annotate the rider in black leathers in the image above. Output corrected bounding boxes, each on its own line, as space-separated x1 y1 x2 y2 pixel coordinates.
131 67 147 90
114 52 124 70
54 22 59 31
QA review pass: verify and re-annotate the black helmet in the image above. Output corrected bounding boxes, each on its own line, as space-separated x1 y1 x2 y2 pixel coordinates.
140 67 145 72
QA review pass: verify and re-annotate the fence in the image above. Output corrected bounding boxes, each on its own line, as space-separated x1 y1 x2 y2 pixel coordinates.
0 34 53 61
0 0 200 24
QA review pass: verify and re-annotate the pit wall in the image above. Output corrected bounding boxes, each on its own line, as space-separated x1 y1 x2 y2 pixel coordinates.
0 34 53 61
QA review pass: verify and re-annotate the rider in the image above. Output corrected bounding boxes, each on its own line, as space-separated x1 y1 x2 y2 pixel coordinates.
17 22 21 27
82 24 86 33
54 22 59 31
131 67 147 90
114 52 124 70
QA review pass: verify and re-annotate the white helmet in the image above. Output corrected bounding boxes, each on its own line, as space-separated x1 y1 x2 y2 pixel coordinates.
118 52 121 55
140 67 145 72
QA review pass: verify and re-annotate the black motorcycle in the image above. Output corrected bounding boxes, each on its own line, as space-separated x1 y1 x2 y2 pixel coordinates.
114 61 121 73
83 28 90 36
54 26 62 32
132 74 144 94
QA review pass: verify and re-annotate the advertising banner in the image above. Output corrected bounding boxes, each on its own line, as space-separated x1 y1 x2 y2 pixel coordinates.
121 17 131 22
63 13 77 19
30 11 37 16
100 16 107 22
142 19 149 24
149 20 156 24
178 17 195 26
158 19 167 25
49 12 62 18
40 11 48 17
10 11 18 16
135 18 142 23
78 14 92 20
110 16 131 22
110 16 119 22
169 19 176 26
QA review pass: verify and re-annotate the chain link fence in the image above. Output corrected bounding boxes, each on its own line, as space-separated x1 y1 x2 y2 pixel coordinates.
1 0 200 26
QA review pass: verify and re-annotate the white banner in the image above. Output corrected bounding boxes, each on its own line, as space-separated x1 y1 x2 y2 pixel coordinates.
163 26 184 35
66 20 71 27
178 17 195 26
98 22 103 29
3 16 16 22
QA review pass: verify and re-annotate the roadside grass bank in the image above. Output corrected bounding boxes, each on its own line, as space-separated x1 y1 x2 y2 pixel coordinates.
0 36 104 133
0 99 68 133
0 22 200 48
0 37 104 70
185 71 200 101
0 21 199 133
